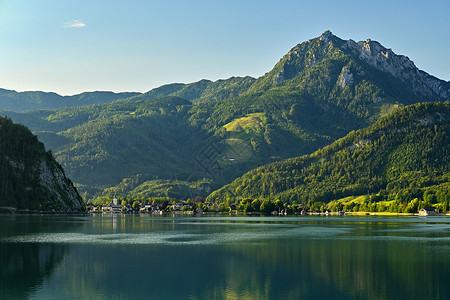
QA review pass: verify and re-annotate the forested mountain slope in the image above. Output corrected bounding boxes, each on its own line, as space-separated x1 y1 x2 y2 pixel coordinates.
1 31 448 200
207 102 449 207
0 116 84 212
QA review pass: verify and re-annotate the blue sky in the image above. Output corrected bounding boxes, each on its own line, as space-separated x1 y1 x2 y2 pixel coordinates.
0 0 449 95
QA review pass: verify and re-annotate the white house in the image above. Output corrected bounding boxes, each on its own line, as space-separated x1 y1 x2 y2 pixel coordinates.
419 208 435 216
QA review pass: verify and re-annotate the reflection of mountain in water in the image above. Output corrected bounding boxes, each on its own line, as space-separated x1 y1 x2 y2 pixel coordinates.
224 233 447 299
21 236 449 299
0 216 81 299
1 216 449 299
0 243 68 299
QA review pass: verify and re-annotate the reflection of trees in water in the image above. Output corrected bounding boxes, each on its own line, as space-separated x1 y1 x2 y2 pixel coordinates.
38 240 445 300
0 216 81 299
219 238 449 300
0 243 67 299
1 216 448 299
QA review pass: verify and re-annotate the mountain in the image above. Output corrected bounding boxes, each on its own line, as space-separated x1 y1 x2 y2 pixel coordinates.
1 31 448 200
139 76 256 103
247 31 449 101
207 102 450 207
0 116 84 212
143 30 449 111
0 89 139 112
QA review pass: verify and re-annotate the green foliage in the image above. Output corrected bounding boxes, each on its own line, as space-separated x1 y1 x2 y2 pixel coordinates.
260 200 276 214
137 77 256 104
132 201 140 211
208 102 450 211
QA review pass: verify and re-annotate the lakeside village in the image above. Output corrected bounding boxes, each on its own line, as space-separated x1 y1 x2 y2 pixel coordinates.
86 195 442 217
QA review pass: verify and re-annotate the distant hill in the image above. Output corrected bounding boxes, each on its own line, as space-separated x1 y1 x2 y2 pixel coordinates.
0 89 139 112
207 102 450 207
139 77 256 103
1 31 449 200
0 116 84 212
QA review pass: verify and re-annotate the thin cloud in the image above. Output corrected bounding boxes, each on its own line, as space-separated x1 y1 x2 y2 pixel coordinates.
63 20 86 28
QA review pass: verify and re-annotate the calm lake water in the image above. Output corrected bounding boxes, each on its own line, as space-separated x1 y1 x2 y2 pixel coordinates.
1 214 450 300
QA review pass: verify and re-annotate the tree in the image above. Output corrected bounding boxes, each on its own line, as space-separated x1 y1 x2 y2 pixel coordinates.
160 200 169 210
132 201 140 211
260 200 276 214
404 198 420 213
218 202 228 212
274 199 283 211
251 199 261 211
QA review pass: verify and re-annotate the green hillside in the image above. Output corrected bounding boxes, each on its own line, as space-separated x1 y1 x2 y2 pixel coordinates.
140 76 256 103
2 90 365 200
207 102 450 212
0 116 84 212
35 97 218 198
1 31 448 201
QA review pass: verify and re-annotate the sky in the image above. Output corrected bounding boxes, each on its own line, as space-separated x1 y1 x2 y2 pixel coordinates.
0 0 449 96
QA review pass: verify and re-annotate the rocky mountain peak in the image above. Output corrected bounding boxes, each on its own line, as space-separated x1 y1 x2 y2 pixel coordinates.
343 37 416 73
319 30 335 43
272 31 449 100
342 37 449 99
271 30 342 84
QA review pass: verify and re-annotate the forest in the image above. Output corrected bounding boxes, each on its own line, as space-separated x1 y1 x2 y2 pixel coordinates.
207 102 450 212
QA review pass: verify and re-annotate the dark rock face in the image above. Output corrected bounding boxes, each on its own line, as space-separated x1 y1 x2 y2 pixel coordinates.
0 116 84 213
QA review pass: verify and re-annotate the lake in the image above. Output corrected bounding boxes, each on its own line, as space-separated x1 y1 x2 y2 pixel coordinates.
1 214 449 299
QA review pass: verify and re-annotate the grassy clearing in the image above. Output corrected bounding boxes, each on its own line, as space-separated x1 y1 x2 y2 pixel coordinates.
224 113 265 132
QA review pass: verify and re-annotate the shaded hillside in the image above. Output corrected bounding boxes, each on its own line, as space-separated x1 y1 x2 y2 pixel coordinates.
10 97 219 198
208 102 450 206
0 116 84 212
0 89 139 112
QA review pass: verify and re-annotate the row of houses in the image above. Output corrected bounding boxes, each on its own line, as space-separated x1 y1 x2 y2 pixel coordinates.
88 196 440 216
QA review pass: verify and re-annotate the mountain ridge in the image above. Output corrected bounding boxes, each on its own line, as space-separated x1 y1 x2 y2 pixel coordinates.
1 31 448 200
1 31 448 114
0 89 140 112
137 31 449 104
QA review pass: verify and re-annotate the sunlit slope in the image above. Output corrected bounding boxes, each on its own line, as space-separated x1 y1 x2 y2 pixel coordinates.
208 102 449 205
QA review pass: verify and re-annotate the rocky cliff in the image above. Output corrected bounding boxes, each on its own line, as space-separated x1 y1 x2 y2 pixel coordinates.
263 30 449 101
0 116 84 213
341 34 449 99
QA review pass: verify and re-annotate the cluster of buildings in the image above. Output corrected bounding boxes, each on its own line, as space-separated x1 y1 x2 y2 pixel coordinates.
86 196 440 216
87 196 217 214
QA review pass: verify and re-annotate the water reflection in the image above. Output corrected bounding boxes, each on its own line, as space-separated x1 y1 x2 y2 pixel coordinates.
0 216 75 300
1 215 449 299
0 243 68 299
